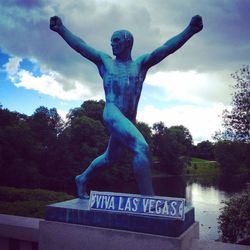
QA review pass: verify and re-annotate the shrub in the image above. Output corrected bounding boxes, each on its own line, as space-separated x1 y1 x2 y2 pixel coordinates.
0 186 74 218
218 187 250 243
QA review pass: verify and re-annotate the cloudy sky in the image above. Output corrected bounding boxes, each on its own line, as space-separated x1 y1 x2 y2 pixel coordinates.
0 0 249 144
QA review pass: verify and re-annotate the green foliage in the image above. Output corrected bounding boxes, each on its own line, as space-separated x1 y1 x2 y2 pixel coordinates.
192 140 215 160
219 65 250 142
67 100 105 125
0 101 110 193
0 186 74 218
63 115 108 160
81 100 105 122
152 123 193 175
0 109 40 188
0 186 73 201
218 187 250 243
62 106 109 189
214 141 250 175
136 121 153 150
214 66 250 175
191 157 212 163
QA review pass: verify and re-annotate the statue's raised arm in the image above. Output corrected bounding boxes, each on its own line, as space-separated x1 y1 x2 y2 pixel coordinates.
139 15 203 70
50 16 107 67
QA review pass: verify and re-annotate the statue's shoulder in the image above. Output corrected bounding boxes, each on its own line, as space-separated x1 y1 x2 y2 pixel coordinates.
100 52 112 62
134 54 148 66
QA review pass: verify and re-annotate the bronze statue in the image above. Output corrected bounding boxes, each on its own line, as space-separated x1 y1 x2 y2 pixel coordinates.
50 15 203 198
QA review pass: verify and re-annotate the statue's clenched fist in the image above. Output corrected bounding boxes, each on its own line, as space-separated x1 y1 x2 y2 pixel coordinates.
50 16 63 33
189 15 203 34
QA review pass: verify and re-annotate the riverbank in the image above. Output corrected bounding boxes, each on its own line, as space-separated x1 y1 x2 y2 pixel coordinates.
152 157 220 178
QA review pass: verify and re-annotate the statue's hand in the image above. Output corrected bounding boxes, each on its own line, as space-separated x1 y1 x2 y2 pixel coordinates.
50 16 63 33
189 15 203 33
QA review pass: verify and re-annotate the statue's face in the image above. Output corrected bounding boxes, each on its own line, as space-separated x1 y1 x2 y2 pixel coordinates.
111 31 127 56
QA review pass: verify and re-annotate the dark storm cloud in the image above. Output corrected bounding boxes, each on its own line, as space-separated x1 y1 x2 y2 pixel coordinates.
0 0 160 95
135 0 250 72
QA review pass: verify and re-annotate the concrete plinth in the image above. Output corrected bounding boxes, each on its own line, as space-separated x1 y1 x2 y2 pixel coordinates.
39 220 199 250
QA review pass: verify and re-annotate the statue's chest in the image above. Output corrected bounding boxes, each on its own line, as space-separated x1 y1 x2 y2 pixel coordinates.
110 63 139 81
104 63 141 95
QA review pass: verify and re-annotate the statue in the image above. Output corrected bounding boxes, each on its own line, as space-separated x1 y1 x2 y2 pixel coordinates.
50 15 203 198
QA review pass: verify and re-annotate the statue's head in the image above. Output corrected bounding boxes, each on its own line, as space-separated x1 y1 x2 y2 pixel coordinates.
111 30 134 56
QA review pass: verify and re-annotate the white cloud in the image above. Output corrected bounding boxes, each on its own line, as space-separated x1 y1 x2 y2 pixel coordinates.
11 68 94 101
137 103 227 144
4 57 22 75
145 70 232 105
140 70 232 143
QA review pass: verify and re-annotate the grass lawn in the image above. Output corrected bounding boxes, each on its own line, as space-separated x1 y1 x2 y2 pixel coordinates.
0 186 75 218
152 157 220 177
186 157 220 175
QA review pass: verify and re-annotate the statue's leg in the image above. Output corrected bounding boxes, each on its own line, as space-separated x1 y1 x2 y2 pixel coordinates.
75 136 121 199
104 104 155 196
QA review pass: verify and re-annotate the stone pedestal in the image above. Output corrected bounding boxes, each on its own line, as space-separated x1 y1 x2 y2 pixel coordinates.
39 198 199 250
45 198 195 237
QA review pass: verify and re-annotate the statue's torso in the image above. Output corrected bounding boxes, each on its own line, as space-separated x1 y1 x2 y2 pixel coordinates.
100 59 146 121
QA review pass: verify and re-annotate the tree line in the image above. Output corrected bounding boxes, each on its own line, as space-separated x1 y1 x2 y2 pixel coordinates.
0 100 248 194
0 100 195 193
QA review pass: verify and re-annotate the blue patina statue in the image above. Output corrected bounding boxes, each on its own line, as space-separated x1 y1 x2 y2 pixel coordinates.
50 15 203 198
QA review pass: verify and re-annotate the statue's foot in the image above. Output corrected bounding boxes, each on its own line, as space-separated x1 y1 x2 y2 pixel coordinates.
75 175 87 199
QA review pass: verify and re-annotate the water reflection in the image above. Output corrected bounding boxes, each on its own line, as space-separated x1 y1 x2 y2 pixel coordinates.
153 176 186 198
186 182 230 240
152 174 250 241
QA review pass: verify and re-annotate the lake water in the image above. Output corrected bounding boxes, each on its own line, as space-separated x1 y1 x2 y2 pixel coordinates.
153 174 250 240
186 181 230 240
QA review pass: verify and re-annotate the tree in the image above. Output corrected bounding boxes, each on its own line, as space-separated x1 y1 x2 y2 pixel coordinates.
168 125 193 156
136 121 153 150
29 106 63 142
152 121 165 159
222 65 250 142
152 122 193 174
26 107 64 188
67 100 105 125
192 140 215 160
0 108 40 188
214 66 250 175
214 140 249 175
